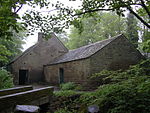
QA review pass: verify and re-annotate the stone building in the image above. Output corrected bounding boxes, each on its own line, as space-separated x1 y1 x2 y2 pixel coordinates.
44 34 144 85
10 33 144 85
9 33 68 85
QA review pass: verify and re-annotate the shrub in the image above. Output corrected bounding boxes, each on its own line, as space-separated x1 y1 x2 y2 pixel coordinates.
60 82 82 91
79 59 150 113
54 90 78 97
51 60 150 113
54 108 73 113
77 80 150 113
91 59 150 86
52 90 82 113
0 68 14 89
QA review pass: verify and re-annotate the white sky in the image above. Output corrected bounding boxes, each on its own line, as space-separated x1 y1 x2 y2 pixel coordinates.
19 0 82 51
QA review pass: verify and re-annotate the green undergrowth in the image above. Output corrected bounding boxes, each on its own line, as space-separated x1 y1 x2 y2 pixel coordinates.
60 82 82 91
0 68 14 89
54 108 73 113
51 59 150 113
54 90 79 97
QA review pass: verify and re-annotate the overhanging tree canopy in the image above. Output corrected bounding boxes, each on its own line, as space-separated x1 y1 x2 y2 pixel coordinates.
0 0 149 37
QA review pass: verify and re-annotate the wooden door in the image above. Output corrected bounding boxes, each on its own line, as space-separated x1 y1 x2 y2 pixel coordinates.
59 68 64 84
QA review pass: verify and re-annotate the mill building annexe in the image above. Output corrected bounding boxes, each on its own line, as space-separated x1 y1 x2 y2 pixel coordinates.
9 33 144 85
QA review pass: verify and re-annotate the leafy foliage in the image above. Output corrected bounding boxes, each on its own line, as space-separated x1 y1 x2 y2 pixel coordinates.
80 80 150 113
54 108 73 113
51 59 150 113
141 39 150 54
79 0 150 29
0 0 50 39
54 90 78 97
0 45 12 66
0 30 26 67
60 82 82 91
91 59 150 85
12 0 149 36
0 0 150 38
67 12 126 49
126 13 139 48
51 90 82 113
142 26 150 42
82 59 150 113
0 0 23 39
0 68 14 89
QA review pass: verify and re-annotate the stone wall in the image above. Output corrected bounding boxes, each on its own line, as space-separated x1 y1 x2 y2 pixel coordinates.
44 36 144 87
11 33 68 84
44 59 90 85
0 86 33 96
90 36 144 74
0 87 53 113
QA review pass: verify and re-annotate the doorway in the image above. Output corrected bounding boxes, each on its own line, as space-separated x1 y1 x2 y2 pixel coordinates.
19 69 28 85
59 68 64 84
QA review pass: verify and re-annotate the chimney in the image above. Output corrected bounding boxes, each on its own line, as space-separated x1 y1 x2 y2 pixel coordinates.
38 32 44 42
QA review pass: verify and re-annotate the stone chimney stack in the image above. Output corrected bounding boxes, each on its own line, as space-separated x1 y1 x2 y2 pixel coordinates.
38 32 44 42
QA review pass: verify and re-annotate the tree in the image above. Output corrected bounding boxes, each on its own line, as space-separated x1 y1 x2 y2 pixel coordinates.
0 0 50 39
140 15 150 42
0 45 11 67
126 13 139 48
67 12 126 49
0 68 14 89
0 0 149 37
24 0 150 34
0 0 24 39
0 30 25 67
78 0 150 29
57 33 69 46
142 27 150 42
0 0 43 66
138 10 150 53
141 39 150 54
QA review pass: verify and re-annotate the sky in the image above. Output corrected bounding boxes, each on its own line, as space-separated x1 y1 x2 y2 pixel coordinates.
19 0 82 51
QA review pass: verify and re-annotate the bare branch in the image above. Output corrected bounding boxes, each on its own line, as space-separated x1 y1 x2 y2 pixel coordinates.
127 7 150 29
40 9 58 13
15 4 23 13
74 8 113 16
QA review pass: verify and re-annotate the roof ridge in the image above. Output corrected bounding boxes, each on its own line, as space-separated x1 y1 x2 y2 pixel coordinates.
51 33 68 52
69 34 122 52
8 43 38 64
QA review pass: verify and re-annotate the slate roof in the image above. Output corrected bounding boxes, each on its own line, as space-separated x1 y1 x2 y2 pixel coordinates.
48 34 123 65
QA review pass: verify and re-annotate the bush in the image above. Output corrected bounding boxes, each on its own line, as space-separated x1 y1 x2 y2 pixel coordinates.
60 82 82 91
54 108 73 113
79 59 150 113
91 59 150 86
96 80 149 113
51 90 82 113
51 60 150 113
54 90 78 97
0 68 14 89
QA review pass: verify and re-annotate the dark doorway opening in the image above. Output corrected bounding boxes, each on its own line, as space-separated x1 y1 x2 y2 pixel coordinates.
59 68 64 84
19 69 28 85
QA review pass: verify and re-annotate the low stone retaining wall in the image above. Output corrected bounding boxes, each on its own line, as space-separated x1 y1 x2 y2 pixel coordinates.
0 85 33 96
0 86 54 113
